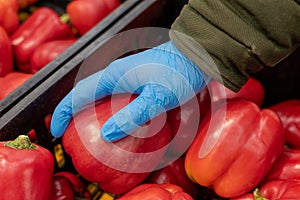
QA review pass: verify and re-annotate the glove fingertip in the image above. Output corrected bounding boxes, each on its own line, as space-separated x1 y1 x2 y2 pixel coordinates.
50 114 71 138
101 121 128 142
50 123 64 138
100 130 117 142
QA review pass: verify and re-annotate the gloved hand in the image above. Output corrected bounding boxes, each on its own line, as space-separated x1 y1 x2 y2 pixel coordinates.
50 41 210 142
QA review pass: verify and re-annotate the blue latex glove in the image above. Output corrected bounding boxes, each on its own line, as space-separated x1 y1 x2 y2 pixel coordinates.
50 41 210 142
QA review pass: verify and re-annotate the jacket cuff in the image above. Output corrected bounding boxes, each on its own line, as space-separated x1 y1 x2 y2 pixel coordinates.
170 0 300 91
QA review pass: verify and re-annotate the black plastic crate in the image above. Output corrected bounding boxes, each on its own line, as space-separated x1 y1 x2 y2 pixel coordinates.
1 0 299 144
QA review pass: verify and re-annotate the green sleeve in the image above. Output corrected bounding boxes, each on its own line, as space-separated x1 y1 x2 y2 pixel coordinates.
170 0 300 91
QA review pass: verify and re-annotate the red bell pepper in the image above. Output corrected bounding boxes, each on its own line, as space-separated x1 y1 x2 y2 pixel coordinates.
0 0 19 34
166 88 211 156
102 0 120 11
62 94 172 194
185 98 285 198
10 7 73 72
0 135 54 200
269 99 300 148
52 175 75 200
263 148 300 182
117 183 193 200
208 77 265 106
30 39 77 73
145 156 201 199
66 0 121 35
0 72 32 100
0 26 13 77
232 180 300 200
54 171 91 198
53 171 93 199
17 0 38 9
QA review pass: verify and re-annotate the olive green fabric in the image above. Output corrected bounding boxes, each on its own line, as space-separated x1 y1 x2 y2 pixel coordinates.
170 0 300 91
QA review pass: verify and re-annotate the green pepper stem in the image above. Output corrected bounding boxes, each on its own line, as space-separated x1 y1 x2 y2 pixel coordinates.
253 188 268 200
60 13 70 24
5 135 36 149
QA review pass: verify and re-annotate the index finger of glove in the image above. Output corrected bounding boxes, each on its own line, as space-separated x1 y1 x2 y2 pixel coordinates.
100 85 173 142
50 71 108 138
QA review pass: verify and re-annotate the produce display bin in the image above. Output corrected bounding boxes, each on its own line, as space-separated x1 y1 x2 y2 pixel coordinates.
1 0 299 145
0 0 299 199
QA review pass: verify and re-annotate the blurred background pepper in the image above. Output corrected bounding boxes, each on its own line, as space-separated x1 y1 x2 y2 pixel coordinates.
0 72 32 100
0 0 19 35
10 7 74 73
0 26 14 77
66 0 120 35
30 38 77 73
17 0 38 10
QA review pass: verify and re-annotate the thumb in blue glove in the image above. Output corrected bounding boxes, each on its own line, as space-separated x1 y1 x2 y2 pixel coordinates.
50 41 211 142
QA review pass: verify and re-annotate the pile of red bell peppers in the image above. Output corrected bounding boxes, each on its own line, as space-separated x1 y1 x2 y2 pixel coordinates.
1 57 300 199
0 0 120 101
56 77 300 199
1 1 300 200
